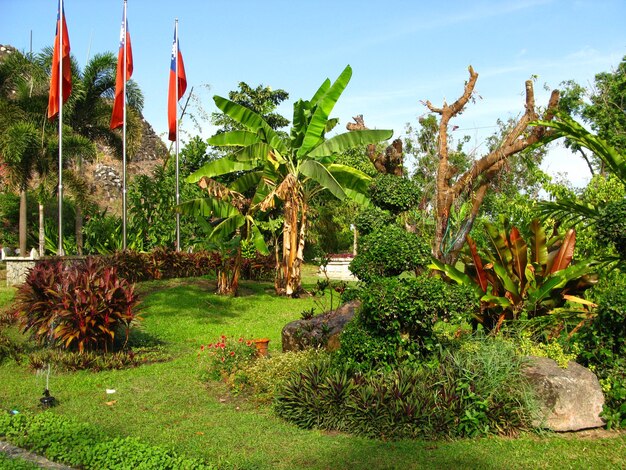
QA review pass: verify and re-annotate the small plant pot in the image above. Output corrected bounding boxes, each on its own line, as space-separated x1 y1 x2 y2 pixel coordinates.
254 338 270 357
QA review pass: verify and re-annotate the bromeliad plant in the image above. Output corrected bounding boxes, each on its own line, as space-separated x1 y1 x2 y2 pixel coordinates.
431 219 597 332
185 65 393 296
16 259 140 353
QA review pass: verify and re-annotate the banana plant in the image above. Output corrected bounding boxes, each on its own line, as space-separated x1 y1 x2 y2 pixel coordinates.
186 65 393 296
430 219 597 332
178 176 269 295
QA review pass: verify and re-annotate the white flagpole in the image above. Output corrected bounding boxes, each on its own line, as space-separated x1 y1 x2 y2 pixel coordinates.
122 0 128 250
57 0 64 257
175 19 180 252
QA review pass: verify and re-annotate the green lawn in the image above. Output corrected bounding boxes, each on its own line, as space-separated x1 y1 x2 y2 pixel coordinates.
1 275 625 469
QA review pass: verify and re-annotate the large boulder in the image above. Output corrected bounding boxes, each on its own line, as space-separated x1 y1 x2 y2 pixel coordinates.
282 300 360 352
523 356 605 431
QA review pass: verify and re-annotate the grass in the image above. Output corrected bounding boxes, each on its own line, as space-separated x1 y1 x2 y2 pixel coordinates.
1 272 626 469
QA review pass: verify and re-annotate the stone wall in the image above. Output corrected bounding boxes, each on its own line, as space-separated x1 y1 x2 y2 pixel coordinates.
5 259 36 286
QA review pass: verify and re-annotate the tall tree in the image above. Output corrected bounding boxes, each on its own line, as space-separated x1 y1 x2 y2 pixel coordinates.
423 66 559 264
187 65 393 296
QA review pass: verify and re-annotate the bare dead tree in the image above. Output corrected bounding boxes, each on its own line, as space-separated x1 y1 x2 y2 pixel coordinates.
347 115 404 176
426 66 560 264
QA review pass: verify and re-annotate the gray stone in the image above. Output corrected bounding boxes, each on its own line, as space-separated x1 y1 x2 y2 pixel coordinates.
282 300 360 352
523 356 605 431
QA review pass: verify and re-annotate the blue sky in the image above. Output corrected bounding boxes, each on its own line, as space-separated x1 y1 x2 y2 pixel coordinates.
3 0 626 186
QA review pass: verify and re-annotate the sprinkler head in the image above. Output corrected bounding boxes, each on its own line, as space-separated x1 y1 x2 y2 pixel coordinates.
40 388 57 408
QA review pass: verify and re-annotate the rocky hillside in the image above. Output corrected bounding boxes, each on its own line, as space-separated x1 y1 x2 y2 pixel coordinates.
1 43 169 215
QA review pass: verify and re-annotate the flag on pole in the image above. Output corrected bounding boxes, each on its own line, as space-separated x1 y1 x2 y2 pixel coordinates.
47 0 71 119
168 27 187 141
110 5 133 129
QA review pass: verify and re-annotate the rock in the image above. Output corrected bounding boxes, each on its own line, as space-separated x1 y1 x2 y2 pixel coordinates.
523 356 605 431
282 300 361 352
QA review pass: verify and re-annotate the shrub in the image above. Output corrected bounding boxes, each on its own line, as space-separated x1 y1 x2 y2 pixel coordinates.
349 226 431 282
369 174 421 214
275 337 536 440
0 411 213 469
359 276 478 353
0 331 23 364
16 259 140 353
198 335 258 382
354 206 394 236
597 198 626 259
27 346 170 372
236 349 329 401
574 274 626 428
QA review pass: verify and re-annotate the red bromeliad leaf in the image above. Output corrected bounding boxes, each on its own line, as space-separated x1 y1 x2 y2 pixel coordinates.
550 229 576 274
466 235 488 292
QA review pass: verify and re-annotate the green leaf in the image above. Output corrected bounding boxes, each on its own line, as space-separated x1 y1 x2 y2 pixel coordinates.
485 222 513 270
429 259 483 298
308 129 393 158
231 171 262 193
213 96 287 154
298 65 353 157
186 158 258 183
177 197 240 219
233 142 273 162
529 219 549 269
251 224 269 256
327 164 371 197
492 262 520 300
299 159 346 200
481 294 513 308
207 130 260 147
210 214 246 241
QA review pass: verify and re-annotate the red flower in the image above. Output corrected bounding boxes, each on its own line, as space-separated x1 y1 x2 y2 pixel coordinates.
207 343 213 348
220 335 226 340
246 340 252 346
221 357 225 362
229 351 235 356
238 337 244 343
200 345 205 351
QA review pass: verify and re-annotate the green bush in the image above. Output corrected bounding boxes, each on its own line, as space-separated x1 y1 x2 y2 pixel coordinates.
354 206 394 236
349 226 431 282
0 453 40 470
369 174 421 214
275 337 536 440
0 412 213 469
597 198 626 259
574 274 626 427
198 335 258 382
236 349 329 401
359 276 478 352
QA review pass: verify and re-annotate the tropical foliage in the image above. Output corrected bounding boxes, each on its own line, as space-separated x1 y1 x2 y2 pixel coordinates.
185 65 393 296
431 219 597 332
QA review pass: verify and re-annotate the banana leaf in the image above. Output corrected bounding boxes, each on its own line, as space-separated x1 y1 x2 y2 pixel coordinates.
299 159 346 200
298 65 353 157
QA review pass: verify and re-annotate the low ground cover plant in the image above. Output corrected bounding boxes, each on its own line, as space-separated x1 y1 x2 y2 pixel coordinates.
0 411 214 469
275 336 536 439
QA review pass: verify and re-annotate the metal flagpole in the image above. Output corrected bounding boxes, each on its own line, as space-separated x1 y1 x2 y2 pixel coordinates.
57 0 64 257
175 19 180 252
122 0 128 250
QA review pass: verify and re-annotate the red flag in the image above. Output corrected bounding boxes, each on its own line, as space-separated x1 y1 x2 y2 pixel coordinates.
47 0 71 119
168 27 187 141
110 5 133 130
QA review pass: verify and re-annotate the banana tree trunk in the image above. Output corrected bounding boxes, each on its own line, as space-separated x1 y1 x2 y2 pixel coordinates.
276 196 305 297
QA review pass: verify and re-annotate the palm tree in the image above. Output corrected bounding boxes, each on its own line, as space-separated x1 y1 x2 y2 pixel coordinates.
187 65 393 296
0 50 49 256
